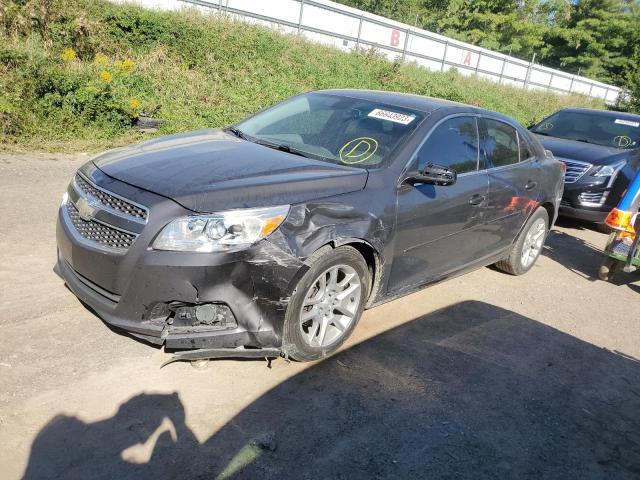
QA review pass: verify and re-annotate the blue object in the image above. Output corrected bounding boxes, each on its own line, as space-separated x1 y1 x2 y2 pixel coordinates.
617 169 640 212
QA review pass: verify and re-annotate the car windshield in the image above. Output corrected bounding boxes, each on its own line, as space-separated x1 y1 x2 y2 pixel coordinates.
234 92 424 167
531 110 640 150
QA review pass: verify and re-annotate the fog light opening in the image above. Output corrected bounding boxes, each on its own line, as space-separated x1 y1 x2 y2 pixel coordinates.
147 302 238 331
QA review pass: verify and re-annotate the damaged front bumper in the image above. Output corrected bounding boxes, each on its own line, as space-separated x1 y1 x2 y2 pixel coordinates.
55 192 306 350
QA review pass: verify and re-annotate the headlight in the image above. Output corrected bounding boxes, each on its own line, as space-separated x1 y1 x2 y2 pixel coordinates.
592 160 626 177
152 205 290 252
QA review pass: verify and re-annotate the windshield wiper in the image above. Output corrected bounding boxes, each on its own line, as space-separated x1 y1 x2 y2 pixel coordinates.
254 139 312 159
536 131 597 145
227 126 248 140
229 128 313 159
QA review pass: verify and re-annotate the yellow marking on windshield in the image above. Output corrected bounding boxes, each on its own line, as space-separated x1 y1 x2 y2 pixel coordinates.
339 137 379 164
613 135 632 148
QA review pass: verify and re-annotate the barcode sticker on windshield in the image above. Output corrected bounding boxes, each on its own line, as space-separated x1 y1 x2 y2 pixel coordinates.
368 109 416 125
615 119 640 127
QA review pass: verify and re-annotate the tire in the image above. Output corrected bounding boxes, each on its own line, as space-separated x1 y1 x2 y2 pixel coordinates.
598 257 616 282
134 116 163 132
598 257 620 281
282 246 370 362
495 207 549 276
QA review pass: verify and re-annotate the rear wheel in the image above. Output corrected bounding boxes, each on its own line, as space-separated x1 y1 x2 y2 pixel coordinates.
282 246 369 362
495 208 549 275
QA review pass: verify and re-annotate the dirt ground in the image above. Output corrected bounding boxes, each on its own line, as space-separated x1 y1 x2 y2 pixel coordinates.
0 152 639 480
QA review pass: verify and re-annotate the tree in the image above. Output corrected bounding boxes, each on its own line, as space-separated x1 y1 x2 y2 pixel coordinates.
336 0 640 109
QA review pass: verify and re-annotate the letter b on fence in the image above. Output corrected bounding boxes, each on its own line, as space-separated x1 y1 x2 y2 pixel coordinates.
390 29 400 47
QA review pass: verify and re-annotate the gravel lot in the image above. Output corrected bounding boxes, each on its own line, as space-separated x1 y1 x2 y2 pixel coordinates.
0 152 639 479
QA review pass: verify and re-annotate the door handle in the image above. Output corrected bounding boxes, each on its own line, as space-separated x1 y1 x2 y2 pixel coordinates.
469 194 486 206
525 181 538 191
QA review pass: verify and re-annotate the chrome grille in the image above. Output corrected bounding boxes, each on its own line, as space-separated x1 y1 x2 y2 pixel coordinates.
579 192 606 205
66 202 136 250
75 174 147 220
558 158 592 184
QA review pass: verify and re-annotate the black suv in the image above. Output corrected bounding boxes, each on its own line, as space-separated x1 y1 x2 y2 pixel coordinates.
531 108 640 225
56 90 563 361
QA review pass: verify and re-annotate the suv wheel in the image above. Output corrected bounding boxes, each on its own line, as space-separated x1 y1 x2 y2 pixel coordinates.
495 207 549 275
282 246 370 362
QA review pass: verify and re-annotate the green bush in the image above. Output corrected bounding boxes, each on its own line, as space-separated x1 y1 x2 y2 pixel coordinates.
0 0 605 152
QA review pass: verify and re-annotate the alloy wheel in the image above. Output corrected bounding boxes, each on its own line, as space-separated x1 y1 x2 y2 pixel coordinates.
521 218 547 268
299 264 362 348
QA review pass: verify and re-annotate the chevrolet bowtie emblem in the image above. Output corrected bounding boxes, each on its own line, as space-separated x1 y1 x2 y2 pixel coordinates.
76 196 98 221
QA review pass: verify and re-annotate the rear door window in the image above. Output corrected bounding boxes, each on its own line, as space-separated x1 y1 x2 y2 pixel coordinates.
483 119 520 168
416 116 479 174
518 132 534 161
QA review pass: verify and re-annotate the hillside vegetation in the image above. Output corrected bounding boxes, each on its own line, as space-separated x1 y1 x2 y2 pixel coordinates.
0 0 604 152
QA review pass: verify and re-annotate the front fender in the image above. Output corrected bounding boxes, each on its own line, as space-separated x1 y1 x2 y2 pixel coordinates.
268 200 389 305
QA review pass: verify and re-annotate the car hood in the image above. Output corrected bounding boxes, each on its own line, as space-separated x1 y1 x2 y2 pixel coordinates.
93 129 368 212
535 135 629 165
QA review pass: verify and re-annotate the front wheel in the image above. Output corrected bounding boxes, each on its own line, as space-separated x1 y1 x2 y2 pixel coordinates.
282 246 370 362
495 207 549 276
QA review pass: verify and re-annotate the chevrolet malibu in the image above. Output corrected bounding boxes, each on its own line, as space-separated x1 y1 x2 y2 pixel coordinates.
56 90 563 362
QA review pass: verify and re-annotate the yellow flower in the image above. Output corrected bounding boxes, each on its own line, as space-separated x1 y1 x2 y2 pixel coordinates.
120 58 135 72
129 97 141 110
93 53 108 66
86 86 99 94
61 48 77 62
99 70 113 83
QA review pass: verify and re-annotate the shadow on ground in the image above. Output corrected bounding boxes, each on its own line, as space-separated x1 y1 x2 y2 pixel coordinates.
554 216 604 234
543 228 605 281
22 302 640 480
544 223 640 286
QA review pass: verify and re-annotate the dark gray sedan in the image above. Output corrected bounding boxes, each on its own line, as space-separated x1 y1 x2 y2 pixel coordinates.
56 90 564 362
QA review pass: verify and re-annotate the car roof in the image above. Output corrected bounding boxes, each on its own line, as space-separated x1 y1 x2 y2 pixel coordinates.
314 89 522 127
559 107 640 121
317 89 474 114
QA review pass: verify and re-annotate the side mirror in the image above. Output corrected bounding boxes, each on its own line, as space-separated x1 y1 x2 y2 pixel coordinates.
409 164 457 186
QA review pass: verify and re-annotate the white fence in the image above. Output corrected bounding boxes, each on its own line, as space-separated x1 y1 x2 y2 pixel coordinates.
123 0 623 104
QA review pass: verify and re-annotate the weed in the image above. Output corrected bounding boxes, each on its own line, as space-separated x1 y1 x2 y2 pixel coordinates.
0 0 604 152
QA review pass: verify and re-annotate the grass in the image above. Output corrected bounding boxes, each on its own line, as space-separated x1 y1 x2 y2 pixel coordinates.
0 0 604 153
